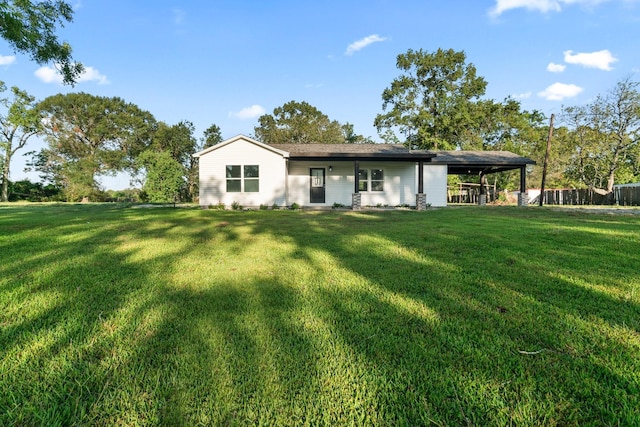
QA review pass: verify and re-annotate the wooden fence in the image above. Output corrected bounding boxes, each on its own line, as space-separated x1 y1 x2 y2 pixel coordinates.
447 183 497 204
614 186 640 206
539 187 640 206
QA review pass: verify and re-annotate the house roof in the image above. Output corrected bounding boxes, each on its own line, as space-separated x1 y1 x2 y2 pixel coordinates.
195 135 535 175
269 143 437 161
193 135 289 158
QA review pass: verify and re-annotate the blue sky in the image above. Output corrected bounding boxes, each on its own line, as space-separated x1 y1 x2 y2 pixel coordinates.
2 0 639 189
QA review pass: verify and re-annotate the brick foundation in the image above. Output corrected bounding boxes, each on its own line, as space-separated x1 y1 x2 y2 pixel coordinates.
518 192 528 207
416 193 427 210
352 193 362 210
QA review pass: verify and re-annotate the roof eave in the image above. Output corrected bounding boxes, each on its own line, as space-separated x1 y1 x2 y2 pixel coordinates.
287 153 437 161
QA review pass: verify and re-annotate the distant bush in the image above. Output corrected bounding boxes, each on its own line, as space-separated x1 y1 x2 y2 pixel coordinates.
8 180 62 202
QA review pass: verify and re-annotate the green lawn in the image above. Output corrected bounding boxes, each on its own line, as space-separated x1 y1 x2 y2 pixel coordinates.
1 204 638 426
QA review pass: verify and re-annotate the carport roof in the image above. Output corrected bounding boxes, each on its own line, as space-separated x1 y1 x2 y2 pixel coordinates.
424 150 536 175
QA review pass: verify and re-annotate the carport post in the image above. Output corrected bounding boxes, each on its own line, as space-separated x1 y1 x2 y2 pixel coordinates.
479 173 487 205
518 166 528 207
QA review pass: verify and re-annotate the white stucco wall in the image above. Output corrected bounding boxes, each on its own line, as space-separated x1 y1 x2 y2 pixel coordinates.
288 161 353 206
198 138 287 207
197 138 450 208
421 164 448 207
287 161 421 207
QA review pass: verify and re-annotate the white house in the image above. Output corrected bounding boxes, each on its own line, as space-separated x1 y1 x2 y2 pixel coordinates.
194 135 535 209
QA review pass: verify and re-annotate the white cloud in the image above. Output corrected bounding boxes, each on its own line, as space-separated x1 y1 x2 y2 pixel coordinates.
547 62 566 72
489 0 612 16
563 49 618 70
490 0 561 16
35 65 110 85
79 66 110 84
538 82 583 100
0 55 16 66
229 105 266 119
172 8 186 25
34 66 63 83
345 34 388 56
513 91 532 99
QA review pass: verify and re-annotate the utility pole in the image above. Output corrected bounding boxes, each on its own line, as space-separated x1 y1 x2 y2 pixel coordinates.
539 114 555 207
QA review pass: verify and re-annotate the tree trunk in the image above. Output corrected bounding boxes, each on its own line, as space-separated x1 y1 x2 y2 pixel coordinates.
1 148 10 202
605 148 621 194
539 114 555 206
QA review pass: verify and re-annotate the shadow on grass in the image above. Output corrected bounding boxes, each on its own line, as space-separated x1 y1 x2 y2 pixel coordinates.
0 205 638 425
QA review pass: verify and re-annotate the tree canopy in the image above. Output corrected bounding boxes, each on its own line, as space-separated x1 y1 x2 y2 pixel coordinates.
560 78 640 193
374 48 488 150
136 150 184 203
143 120 199 201
36 92 156 200
202 123 223 149
0 0 82 85
0 82 42 201
149 120 197 168
255 100 351 144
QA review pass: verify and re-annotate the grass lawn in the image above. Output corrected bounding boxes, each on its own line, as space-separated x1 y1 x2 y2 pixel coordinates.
0 204 638 426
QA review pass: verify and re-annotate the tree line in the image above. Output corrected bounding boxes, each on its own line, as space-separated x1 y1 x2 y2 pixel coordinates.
0 1 638 202
0 89 226 202
1 55 639 203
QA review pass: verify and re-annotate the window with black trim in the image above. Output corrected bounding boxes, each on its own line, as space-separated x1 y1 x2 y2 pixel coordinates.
226 165 259 192
358 168 384 192
243 165 259 192
371 169 384 191
226 165 241 192
358 169 368 191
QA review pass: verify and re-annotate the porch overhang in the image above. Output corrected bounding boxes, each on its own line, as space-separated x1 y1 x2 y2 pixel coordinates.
285 152 437 162
271 143 436 162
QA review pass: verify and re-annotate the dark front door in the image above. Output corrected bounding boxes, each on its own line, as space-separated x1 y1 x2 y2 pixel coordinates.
310 168 325 203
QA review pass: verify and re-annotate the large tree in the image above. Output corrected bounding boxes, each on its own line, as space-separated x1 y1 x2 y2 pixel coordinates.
561 78 640 193
36 92 156 201
0 0 82 84
374 48 488 150
136 150 184 203
143 120 198 201
202 123 223 149
341 122 374 144
0 83 42 201
149 120 197 168
460 98 546 152
457 98 549 190
254 100 347 144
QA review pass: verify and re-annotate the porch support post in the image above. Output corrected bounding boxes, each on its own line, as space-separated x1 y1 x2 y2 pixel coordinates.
416 161 426 210
352 160 361 210
518 165 528 207
479 173 487 206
